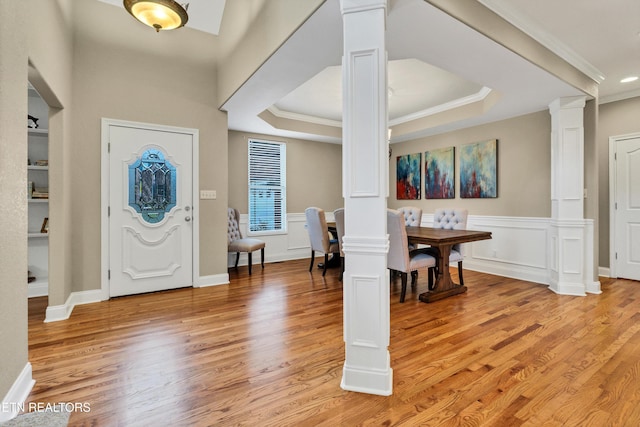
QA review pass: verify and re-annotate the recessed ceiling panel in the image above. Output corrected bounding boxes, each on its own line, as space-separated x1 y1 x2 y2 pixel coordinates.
272 59 484 123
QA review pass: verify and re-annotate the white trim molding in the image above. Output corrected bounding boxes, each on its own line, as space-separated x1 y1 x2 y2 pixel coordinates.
608 132 640 280
27 280 48 298
100 118 200 300
194 273 230 288
228 212 312 268
45 289 104 323
235 212 606 292
0 363 35 422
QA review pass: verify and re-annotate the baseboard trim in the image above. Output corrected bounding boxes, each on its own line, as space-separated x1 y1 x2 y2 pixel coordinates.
28 280 48 298
194 273 230 288
598 267 611 278
44 289 104 323
0 363 35 422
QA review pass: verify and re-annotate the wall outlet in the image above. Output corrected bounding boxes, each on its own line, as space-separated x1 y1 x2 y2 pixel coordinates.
200 190 216 200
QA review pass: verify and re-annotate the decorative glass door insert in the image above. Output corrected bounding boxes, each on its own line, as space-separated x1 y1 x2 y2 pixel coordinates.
128 148 176 223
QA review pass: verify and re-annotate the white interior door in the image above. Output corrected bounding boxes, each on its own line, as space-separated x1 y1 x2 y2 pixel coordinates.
614 136 640 281
108 123 193 297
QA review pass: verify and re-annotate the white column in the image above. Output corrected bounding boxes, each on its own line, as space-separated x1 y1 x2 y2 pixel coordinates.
340 0 392 396
548 96 599 295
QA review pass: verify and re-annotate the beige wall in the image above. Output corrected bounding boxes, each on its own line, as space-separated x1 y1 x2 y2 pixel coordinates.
584 98 599 277
0 0 29 400
228 131 343 214
70 36 229 288
597 96 640 268
216 0 325 107
389 110 552 217
1 0 74 399
29 0 74 307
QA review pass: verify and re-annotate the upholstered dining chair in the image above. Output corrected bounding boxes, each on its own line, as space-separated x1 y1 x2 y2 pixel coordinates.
227 207 266 275
397 206 422 227
305 207 340 277
333 208 345 281
429 208 468 288
397 206 422 250
387 209 436 302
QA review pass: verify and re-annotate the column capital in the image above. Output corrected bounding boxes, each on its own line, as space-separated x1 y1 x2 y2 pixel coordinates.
548 96 587 114
341 0 386 15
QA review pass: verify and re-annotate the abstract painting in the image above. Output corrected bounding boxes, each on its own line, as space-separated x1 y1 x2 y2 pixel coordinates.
396 153 421 200
424 147 455 199
460 139 497 198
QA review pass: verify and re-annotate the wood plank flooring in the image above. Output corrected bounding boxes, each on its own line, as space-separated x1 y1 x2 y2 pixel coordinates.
26 260 640 426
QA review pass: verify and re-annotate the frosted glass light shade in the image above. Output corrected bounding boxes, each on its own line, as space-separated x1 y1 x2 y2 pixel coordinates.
123 0 188 32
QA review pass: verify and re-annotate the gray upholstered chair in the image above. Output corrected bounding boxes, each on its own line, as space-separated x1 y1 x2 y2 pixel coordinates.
227 207 265 275
387 209 436 302
333 208 345 281
397 206 422 227
429 208 468 287
305 207 340 276
397 206 422 250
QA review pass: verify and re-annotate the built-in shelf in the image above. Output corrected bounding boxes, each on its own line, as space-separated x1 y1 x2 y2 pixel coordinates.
28 88 49 298
28 233 49 239
28 128 48 136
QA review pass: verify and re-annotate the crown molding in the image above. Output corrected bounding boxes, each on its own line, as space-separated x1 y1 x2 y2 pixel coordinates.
599 89 640 105
389 87 493 126
266 105 343 128
268 87 494 131
479 0 605 84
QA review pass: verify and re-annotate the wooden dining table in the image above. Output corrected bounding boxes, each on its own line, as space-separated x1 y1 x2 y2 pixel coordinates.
405 226 492 303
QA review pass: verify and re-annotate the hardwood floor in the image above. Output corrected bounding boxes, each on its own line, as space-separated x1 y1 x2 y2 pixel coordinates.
27 260 640 426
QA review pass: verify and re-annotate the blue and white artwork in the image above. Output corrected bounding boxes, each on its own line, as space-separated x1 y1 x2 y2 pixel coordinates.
460 139 497 198
424 147 455 199
396 153 421 200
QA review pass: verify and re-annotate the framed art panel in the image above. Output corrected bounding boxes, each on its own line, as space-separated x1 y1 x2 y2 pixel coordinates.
396 153 421 200
460 139 498 198
424 146 455 199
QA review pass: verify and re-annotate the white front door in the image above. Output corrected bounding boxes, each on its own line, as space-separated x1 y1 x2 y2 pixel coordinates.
108 123 194 297
614 136 640 281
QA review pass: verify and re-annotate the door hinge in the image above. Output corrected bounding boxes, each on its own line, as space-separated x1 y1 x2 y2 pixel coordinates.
615 252 618 260
614 152 617 160
108 206 111 217
615 202 618 210
108 142 111 153
108 269 111 280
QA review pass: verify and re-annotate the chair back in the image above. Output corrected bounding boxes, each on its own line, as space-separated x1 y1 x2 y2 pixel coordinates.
433 208 468 252
333 208 345 257
227 207 242 244
397 206 422 226
387 209 410 272
305 207 330 252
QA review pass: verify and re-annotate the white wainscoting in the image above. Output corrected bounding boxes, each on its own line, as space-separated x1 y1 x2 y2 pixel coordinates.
229 212 329 268
427 214 552 286
231 212 555 286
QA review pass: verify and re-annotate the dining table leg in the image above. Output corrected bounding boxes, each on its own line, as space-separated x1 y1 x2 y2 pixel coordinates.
419 244 467 303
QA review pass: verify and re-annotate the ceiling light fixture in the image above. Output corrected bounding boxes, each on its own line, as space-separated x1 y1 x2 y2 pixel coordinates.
123 0 189 32
620 76 638 83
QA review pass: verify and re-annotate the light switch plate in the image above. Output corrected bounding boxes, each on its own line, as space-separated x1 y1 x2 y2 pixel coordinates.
200 190 216 200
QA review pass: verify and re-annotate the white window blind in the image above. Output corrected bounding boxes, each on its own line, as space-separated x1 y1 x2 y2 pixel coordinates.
248 139 286 234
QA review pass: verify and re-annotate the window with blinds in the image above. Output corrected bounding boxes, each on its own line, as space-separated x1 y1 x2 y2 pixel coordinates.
248 139 286 234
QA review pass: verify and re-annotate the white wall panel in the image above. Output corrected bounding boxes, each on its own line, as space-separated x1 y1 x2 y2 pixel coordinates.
227 213 600 288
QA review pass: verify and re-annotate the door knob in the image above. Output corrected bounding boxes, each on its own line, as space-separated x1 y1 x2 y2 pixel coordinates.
185 216 191 222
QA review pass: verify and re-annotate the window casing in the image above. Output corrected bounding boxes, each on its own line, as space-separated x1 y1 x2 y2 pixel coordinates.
248 139 286 235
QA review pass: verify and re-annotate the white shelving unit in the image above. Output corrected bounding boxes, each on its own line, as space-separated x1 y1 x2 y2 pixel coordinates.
28 87 49 298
